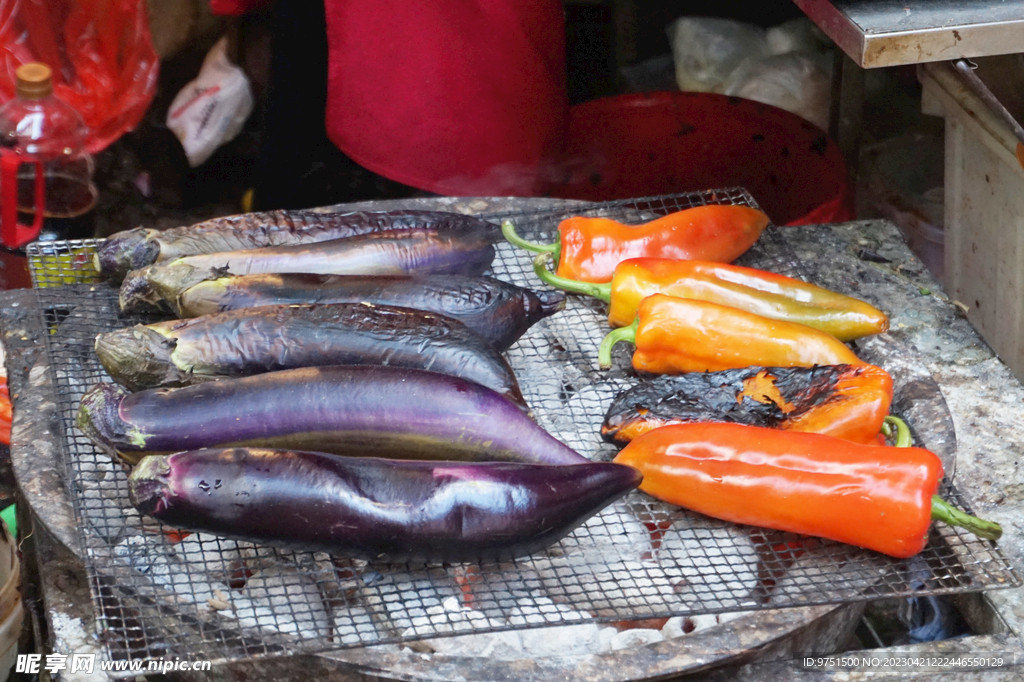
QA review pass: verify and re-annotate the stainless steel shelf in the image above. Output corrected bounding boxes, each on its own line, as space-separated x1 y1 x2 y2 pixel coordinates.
795 0 1024 68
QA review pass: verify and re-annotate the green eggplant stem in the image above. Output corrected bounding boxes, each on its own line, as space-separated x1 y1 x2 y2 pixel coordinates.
598 319 637 369
501 220 559 255
533 253 612 301
931 496 1003 541
886 416 1003 541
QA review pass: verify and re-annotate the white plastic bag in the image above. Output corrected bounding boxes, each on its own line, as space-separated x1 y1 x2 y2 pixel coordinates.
166 37 254 167
721 52 832 131
667 17 767 93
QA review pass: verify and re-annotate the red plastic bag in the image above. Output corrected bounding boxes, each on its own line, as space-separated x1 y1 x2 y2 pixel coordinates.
0 0 159 154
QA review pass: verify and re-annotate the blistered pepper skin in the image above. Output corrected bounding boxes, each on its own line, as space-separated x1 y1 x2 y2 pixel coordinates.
613 422 944 558
601 364 893 445
555 205 769 283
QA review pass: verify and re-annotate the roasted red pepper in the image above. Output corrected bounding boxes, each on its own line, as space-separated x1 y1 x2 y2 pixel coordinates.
613 422 1002 558
601 364 893 445
598 293 863 373
533 256 889 341
502 205 769 283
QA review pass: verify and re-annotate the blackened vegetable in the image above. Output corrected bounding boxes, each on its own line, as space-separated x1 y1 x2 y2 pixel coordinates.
94 303 529 409
128 448 642 563
77 365 589 466
96 209 498 282
602 364 893 445
119 223 500 312
176 274 565 351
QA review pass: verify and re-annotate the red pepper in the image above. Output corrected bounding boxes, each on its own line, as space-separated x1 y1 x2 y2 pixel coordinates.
502 205 770 283
613 422 1002 558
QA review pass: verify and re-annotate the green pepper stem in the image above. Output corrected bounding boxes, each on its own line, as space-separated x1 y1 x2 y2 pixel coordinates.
886 417 1003 541
598 319 637 369
501 220 558 254
533 253 612 301
931 496 1003 541
884 415 913 448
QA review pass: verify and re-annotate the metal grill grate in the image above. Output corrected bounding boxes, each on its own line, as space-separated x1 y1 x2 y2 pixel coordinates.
27 190 1020 670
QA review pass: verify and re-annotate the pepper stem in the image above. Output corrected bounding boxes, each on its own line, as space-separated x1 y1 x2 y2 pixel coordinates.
533 253 612 302
501 220 558 254
598 319 637 369
931 496 1003 541
883 415 913 447
886 418 1003 541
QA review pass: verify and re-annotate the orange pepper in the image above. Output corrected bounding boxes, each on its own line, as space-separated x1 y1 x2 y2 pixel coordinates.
502 205 769 283
533 256 889 341
601 364 893 445
598 293 863 373
613 422 1000 558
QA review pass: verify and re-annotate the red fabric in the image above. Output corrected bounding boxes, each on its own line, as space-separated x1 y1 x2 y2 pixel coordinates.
322 1 569 197
209 0 270 16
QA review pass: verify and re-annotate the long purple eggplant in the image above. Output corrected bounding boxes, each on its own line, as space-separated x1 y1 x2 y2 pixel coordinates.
118 223 499 312
129 448 641 563
77 365 588 466
96 209 499 282
94 303 528 409
176 274 565 351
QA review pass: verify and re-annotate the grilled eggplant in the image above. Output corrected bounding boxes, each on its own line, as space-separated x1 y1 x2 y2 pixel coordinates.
176 274 565 351
119 223 500 312
96 209 499 282
128 448 642 563
94 303 528 409
77 365 589 466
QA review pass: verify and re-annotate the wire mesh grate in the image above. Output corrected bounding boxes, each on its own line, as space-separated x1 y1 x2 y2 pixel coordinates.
27 190 1021 670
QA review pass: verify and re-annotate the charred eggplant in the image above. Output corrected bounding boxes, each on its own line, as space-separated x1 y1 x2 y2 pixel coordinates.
119 224 499 312
97 209 499 282
94 303 528 409
176 274 565 351
129 448 642 563
77 365 589 466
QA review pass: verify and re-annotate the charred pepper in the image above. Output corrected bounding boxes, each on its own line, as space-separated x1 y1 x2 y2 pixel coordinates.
502 204 769 283
534 255 888 341
598 293 863 373
602 364 893 445
613 422 1002 559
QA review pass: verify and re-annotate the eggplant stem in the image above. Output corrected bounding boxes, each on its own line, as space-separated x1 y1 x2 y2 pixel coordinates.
931 495 1003 541
533 253 612 302
501 220 558 254
598 319 637 369
884 415 913 448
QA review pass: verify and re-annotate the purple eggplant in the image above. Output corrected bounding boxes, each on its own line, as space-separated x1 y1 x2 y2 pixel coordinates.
77 365 588 466
176 274 565 351
94 303 529 409
128 448 641 563
96 209 498 282
118 223 499 313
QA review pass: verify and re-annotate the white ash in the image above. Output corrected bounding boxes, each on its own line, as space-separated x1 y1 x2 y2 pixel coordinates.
230 565 331 639
608 627 664 650
656 527 760 609
661 610 756 639
555 507 651 564
360 574 461 636
769 545 891 604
